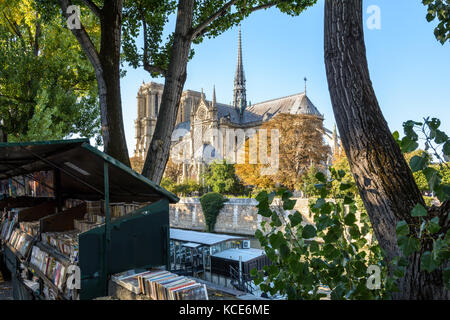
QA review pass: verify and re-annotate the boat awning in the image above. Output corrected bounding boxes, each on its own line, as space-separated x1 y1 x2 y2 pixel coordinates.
0 139 179 203
170 228 247 246
212 248 266 262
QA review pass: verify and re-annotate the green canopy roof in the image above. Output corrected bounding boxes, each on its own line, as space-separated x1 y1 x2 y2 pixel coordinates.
0 139 179 203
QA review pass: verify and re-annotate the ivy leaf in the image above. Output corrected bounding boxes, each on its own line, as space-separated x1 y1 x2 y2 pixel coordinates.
428 216 441 234
269 232 284 249
396 220 410 236
288 211 303 227
279 243 290 259
397 236 421 256
435 184 450 202
443 141 450 156
302 225 317 239
411 203 428 217
271 211 282 227
283 198 297 210
344 213 357 226
338 169 346 178
420 251 439 273
423 167 442 191
339 183 352 191
314 198 325 209
315 172 326 183
343 196 354 205
401 136 419 153
409 156 428 172
434 129 448 144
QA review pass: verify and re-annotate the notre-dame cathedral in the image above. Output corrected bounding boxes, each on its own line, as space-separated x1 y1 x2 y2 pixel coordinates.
133 27 339 182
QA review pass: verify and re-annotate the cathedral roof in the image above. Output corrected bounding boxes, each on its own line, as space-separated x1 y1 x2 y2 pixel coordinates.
216 103 262 124
246 92 323 121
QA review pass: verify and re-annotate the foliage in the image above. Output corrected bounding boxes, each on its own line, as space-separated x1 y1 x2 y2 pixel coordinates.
391 117 450 291
0 0 101 143
423 0 450 44
199 192 228 232
300 166 322 198
163 157 183 182
236 114 331 190
122 0 318 77
252 171 387 300
202 160 244 195
161 178 205 196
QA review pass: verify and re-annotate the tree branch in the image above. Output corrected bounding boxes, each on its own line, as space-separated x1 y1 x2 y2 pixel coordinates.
80 0 102 19
2 12 24 44
190 0 238 41
59 0 103 78
190 0 283 41
143 62 167 77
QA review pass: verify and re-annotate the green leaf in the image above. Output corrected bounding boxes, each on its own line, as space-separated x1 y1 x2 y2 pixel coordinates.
338 169 346 178
344 213 357 226
443 141 450 156
314 198 325 209
409 156 428 172
302 225 317 239
401 137 419 153
343 196 354 205
398 236 421 256
279 243 290 258
411 203 428 217
428 216 441 234
283 198 297 210
315 172 326 183
396 220 410 236
339 183 352 191
434 129 448 144
423 167 442 191
269 232 284 249
271 211 282 227
420 251 439 272
288 211 303 227
435 184 450 202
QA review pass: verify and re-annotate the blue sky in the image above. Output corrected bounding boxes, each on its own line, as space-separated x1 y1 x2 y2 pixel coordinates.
120 0 449 156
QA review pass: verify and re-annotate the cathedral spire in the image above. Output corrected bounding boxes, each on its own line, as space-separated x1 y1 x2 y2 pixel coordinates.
233 25 247 119
212 85 216 109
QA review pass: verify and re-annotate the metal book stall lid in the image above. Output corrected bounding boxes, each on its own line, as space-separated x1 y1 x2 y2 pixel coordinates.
0 139 179 300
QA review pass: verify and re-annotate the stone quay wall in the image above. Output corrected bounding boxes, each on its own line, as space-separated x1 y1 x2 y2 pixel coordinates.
169 197 311 236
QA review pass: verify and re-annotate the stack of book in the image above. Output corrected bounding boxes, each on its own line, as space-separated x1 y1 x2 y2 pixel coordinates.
0 211 18 241
19 221 40 237
41 231 79 261
29 245 68 291
112 269 208 300
73 219 102 233
9 229 33 257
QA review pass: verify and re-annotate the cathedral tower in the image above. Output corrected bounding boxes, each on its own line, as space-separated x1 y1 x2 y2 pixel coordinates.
233 25 247 120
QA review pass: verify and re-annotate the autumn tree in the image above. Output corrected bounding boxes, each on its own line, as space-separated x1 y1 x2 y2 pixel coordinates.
163 156 183 182
324 0 449 299
236 113 331 190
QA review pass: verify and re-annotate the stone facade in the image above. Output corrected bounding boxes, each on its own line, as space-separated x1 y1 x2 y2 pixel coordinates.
169 197 312 236
133 28 342 182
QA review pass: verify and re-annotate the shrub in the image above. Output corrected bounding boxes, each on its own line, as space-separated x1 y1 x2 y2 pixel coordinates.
199 192 228 233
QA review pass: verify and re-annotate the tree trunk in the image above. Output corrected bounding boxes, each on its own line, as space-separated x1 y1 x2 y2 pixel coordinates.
324 0 448 299
0 125 6 142
141 0 194 184
60 0 130 167
99 0 130 167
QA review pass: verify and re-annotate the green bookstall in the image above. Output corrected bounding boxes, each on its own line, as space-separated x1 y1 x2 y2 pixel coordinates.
0 139 179 300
